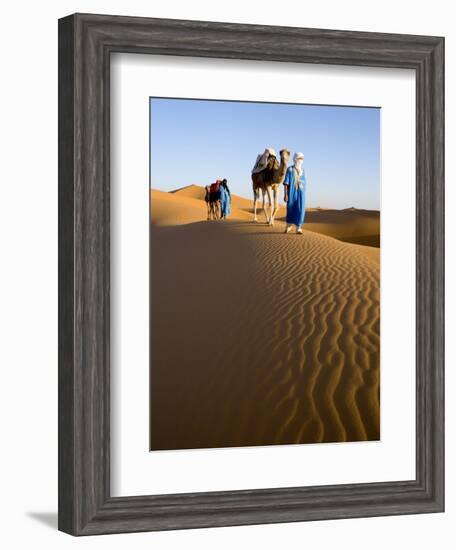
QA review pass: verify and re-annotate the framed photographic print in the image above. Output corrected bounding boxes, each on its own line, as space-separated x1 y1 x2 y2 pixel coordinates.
58 13 444 535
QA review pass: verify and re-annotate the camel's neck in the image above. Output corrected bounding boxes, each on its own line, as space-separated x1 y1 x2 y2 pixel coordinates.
273 157 288 183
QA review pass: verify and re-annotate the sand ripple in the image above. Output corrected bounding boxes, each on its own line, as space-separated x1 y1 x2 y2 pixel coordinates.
150 220 380 450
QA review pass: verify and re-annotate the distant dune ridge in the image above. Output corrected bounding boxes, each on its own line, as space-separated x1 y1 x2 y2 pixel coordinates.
150 185 380 450
160 184 380 247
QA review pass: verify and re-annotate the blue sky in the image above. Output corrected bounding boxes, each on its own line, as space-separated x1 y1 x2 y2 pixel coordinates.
150 98 380 210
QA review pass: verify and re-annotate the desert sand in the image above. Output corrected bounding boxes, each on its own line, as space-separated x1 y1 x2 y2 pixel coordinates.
150 185 380 450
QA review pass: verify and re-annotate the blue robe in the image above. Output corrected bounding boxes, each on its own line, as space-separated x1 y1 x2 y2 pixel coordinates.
220 186 231 218
284 166 306 226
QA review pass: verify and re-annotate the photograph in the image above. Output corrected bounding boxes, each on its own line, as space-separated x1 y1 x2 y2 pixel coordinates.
149 97 381 451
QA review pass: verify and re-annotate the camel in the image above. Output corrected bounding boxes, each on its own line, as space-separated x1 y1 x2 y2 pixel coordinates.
252 148 290 225
205 184 220 220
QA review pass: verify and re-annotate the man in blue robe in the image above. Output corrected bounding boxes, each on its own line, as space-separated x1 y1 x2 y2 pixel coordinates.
220 178 231 219
283 152 306 234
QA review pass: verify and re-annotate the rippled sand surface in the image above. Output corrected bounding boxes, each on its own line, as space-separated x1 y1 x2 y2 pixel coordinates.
150 188 380 450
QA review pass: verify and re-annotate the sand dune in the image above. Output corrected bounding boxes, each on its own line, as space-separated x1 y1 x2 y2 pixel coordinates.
172 183 256 211
150 189 380 450
292 209 380 248
170 184 206 201
151 188 252 226
166 185 380 247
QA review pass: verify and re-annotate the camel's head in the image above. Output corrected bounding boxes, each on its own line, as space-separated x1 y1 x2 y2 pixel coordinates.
280 149 291 162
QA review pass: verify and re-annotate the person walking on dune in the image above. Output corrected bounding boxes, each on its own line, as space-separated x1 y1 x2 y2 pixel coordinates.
283 152 307 234
220 178 231 219
208 179 222 219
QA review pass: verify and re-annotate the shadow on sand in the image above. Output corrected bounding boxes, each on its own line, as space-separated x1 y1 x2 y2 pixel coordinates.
149 217 380 451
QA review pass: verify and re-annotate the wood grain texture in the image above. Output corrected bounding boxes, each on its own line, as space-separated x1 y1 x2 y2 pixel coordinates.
58 15 76 535
58 13 445 535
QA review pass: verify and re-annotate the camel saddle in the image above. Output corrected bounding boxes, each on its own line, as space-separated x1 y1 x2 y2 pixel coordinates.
252 147 277 174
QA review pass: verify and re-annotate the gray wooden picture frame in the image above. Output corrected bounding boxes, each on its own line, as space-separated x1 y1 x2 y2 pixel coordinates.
58 13 444 536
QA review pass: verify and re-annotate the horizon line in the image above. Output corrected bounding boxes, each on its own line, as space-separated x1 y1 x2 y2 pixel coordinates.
150 184 380 212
